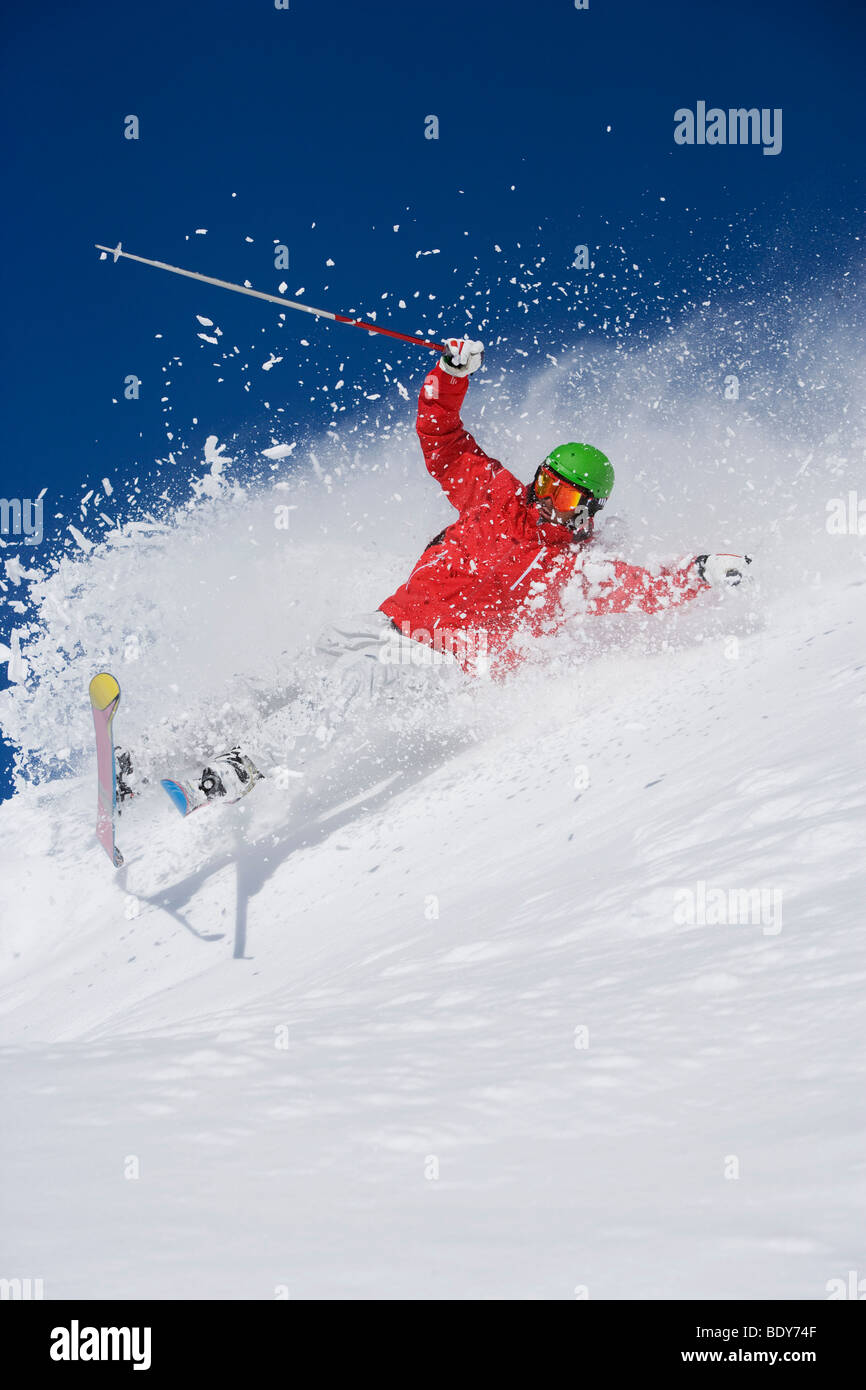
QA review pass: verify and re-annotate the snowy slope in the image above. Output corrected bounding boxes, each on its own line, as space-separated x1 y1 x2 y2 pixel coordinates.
1 573 864 1299
1 317 865 1299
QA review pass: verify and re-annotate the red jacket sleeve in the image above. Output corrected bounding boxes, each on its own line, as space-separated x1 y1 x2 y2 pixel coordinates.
571 555 708 616
416 364 509 512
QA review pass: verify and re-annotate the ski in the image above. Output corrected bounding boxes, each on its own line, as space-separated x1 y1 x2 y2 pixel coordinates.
89 671 125 868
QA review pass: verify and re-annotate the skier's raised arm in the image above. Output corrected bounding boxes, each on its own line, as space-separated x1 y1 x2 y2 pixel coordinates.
416 336 510 512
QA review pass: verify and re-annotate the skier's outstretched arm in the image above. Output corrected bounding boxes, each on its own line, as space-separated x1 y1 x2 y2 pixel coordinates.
574 552 752 616
416 336 509 512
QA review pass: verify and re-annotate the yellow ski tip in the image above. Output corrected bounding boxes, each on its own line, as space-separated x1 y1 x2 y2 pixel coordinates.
89 672 121 710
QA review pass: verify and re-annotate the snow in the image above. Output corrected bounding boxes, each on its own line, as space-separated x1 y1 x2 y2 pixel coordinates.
2 628 27 683
260 443 296 461
67 523 93 552
0 310 864 1299
1 576 863 1298
3 556 41 587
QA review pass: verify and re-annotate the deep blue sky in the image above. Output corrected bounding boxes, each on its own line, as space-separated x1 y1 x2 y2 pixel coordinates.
1 0 864 792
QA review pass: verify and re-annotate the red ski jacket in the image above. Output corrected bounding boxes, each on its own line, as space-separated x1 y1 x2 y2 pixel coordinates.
379 365 707 673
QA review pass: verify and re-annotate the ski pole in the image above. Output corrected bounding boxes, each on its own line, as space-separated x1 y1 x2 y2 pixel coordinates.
95 242 445 352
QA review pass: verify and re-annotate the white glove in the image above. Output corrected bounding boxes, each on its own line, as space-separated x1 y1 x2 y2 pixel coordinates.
440 336 484 377
695 553 753 588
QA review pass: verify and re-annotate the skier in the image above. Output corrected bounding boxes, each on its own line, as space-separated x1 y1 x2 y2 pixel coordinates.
314 335 752 688
158 335 753 816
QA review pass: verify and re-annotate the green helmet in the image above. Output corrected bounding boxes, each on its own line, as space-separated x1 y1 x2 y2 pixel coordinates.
545 443 615 499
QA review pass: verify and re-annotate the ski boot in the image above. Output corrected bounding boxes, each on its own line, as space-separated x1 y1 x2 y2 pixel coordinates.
115 748 136 808
161 747 264 817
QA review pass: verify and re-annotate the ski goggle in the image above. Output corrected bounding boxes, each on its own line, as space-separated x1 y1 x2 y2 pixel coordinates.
534 464 604 515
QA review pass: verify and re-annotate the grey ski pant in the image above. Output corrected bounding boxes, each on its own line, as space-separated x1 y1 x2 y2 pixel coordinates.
313 610 464 707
